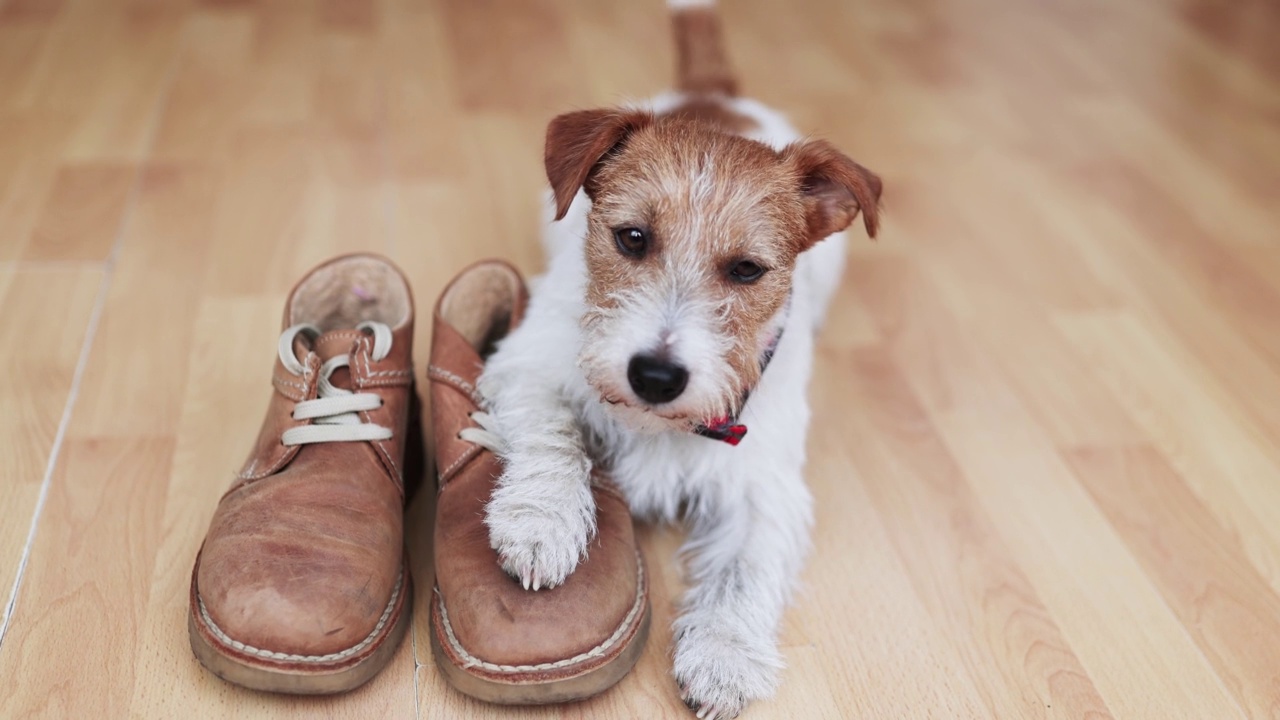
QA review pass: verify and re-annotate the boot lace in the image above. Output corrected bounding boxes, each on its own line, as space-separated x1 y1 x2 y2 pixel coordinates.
277 321 395 446
458 411 506 454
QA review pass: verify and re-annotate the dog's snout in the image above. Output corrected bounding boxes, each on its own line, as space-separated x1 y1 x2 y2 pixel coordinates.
627 354 688 404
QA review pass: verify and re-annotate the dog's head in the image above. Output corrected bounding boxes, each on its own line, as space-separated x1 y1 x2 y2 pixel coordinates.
545 108 881 433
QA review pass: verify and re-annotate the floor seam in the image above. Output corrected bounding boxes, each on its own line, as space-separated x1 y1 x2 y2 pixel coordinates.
411 617 422 719
0 266 109 649
0 44 184 654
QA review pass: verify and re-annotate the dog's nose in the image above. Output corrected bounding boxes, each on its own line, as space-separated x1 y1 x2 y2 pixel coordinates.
627 354 689 404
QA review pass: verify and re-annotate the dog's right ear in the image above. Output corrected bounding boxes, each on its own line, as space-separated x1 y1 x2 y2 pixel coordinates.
782 139 883 247
545 109 652 221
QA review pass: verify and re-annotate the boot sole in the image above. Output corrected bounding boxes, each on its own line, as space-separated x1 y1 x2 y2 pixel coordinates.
187 552 412 695
429 553 650 705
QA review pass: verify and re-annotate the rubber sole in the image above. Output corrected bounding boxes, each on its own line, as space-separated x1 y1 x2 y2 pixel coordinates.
188 555 412 695
429 557 650 705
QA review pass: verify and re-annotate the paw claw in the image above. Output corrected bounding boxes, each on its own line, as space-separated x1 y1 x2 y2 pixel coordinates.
485 464 596 594
674 618 779 720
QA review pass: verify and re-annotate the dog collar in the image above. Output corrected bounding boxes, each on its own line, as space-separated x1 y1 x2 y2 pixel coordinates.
693 295 791 447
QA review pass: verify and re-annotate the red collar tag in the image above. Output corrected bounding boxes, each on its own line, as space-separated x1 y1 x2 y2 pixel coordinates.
694 416 749 445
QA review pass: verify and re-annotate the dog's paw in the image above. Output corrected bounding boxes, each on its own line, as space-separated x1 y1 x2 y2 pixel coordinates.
484 465 596 591
673 619 783 720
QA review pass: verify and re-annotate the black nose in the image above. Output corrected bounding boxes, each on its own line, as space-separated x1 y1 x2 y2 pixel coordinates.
627 354 689 404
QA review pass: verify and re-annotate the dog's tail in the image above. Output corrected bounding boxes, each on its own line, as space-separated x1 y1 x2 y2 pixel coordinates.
670 0 737 97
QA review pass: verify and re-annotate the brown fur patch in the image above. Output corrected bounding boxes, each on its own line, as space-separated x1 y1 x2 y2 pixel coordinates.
660 97 759 135
672 8 737 96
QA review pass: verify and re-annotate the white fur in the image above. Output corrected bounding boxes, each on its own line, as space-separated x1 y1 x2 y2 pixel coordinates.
478 96 846 719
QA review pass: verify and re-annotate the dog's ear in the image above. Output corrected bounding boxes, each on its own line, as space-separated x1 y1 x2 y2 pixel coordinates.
545 108 653 221
783 139 882 249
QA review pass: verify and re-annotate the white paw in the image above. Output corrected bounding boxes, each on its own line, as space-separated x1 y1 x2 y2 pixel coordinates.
483 464 596 591
673 618 783 720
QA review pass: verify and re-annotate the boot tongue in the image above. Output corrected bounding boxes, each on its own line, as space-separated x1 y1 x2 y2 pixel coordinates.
312 329 365 362
310 329 366 390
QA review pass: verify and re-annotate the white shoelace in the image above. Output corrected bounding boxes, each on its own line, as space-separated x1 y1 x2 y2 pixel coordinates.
458 411 506 455
278 321 396 446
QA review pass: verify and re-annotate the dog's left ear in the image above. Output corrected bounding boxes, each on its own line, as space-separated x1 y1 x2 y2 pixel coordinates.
783 139 883 249
545 108 653 221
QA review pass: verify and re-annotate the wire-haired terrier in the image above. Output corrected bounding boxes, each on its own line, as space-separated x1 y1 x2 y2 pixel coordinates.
474 1 882 716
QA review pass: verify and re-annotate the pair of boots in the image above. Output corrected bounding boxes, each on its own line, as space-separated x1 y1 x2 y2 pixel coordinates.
187 254 648 704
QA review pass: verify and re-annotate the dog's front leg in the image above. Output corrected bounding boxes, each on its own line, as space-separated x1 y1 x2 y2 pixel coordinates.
673 477 813 719
478 362 596 591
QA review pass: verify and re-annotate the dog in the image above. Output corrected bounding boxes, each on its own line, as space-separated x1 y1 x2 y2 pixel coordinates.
475 0 882 716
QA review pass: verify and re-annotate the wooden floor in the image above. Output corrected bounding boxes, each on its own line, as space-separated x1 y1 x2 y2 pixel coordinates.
2 0 1279 717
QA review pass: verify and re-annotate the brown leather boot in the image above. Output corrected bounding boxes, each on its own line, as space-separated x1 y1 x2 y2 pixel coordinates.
427 259 650 705
188 253 420 694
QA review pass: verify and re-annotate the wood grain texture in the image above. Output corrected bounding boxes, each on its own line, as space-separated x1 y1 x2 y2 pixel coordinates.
0 266 100 633
1064 446 1280 720
841 346 1112 719
2 0 1279 718
23 163 135 261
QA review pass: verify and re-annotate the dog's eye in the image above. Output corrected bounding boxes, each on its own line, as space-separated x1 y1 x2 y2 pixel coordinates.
728 260 766 283
613 228 648 258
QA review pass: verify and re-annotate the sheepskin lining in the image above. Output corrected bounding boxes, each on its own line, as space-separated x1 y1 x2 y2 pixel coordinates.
439 264 520 357
289 257 411 331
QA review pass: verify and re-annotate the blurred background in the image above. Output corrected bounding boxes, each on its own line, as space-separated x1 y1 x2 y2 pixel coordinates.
1 0 1278 718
